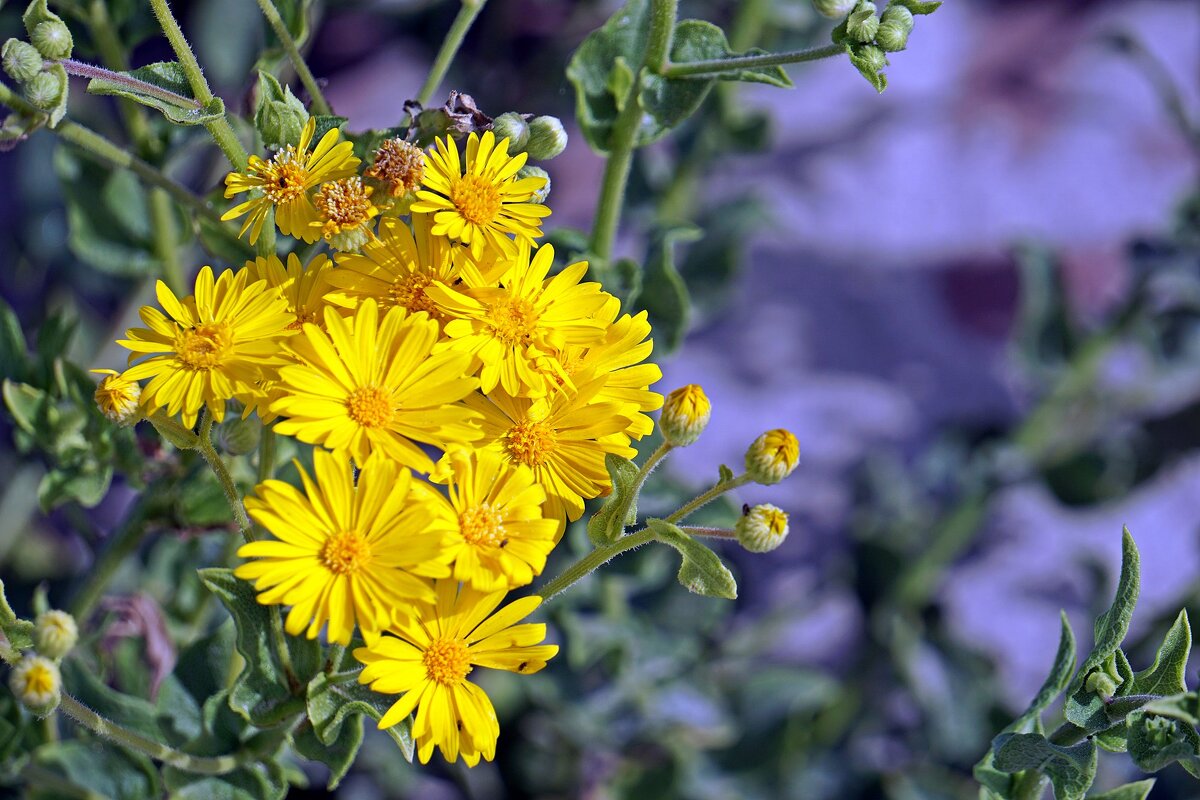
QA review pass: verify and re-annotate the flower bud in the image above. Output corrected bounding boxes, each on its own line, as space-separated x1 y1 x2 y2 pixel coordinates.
525 115 568 160
258 99 307 151
876 21 910 51
217 413 261 456
34 610 77 660
9 655 60 715
846 2 880 43
92 369 142 425
24 69 63 110
516 165 551 204
812 0 857 18
30 20 72 61
3 39 43 84
744 428 800 485
491 112 530 153
1085 669 1119 699
881 4 915 31
853 43 887 72
660 384 711 447
735 504 790 553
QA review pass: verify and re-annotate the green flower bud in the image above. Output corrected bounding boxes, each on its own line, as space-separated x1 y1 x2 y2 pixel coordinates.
660 384 711 447
516 165 550 204
525 115 568 160
1085 670 1119 699
744 428 800 485
812 0 857 18
3 39 43 84
258 99 307 150
876 21 910 51
846 2 880 43
853 44 888 72
735 504 790 553
25 70 63 110
881 4 915 31
218 414 261 456
30 20 72 61
491 112 530 153
33 610 77 660
9 655 60 715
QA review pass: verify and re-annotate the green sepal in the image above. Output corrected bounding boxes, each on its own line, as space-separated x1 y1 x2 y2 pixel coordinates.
306 670 414 761
27 740 161 800
1066 528 1140 732
292 717 362 790
86 61 226 126
148 411 201 450
845 43 888 93
253 70 308 150
587 454 641 545
992 733 1098 800
1087 780 1156 800
647 518 738 599
637 225 701 353
1129 609 1191 697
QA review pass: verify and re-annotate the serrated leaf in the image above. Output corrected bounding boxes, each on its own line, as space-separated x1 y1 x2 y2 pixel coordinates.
587 454 641 545
87 62 226 126
1130 609 1191 697
292 717 362 790
1066 528 1140 732
638 225 700 353
1087 779 1156 800
992 733 1098 800
647 518 737 599
306 672 414 761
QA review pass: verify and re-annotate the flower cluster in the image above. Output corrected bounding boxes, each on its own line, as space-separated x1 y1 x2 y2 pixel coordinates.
97 123 663 765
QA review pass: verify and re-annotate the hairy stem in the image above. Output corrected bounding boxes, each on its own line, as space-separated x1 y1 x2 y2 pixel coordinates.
59 58 203 111
416 0 489 107
679 525 737 539
196 412 255 543
666 473 751 524
662 43 844 79
537 528 659 602
254 0 332 115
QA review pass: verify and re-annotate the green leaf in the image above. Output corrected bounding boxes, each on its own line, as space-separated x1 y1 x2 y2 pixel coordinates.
638 225 701 353
1126 706 1200 773
37 463 112 510
647 518 738 599
0 298 27 382
86 61 226 126
29 741 160 800
148 412 200 450
1130 609 1191 697
1011 611 1077 732
163 760 288 800
566 0 652 153
310 114 348 142
587 454 641 546
992 733 1098 800
2 380 49 434
198 569 319 728
292 717 363 790
972 749 1014 799
60 658 165 741
607 56 635 113
890 0 943 14
664 20 793 88
1087 779 1156 800
305 671 414 761
1066 528 1141 732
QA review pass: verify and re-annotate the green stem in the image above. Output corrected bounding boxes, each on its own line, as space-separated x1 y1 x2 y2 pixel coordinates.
257 427 276 483
679 525 737 539
149 188 184 295
325 643 346 674
665 474 751 524
536 528 658 602
416 0 489 107
67 487 166 620
58 692 243 774
196 412 255 543
662 43 844 79
1011 769 1047 800
254 0 332 115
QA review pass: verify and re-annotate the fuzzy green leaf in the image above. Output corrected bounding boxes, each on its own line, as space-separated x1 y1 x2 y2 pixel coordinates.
638 225 700 353
163 760 288 800
2 380 49 434
1126 706 1200 773
86 61 226 126
36 463 112 510
0 299 27 382
1014 611 1078 731
29 741 160 800
566 0 651 153
1130 609 1191 697
992 733 1098 800
889 0 943 14
587 454 641 545
60 658 164 741
306 672 414 761
664 20 793 88
292 717 362 790
1088 779 1156 800
648 518 738 599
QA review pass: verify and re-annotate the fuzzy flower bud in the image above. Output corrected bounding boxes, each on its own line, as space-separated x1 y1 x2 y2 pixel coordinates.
881 4 915 31
491 113 530 153
853 43 888 73
516 165 551 204
735 504 790 553
744 428 800 485
24 70 63 110
218 414 261 456
92 369 142 425
876 21 910 51
812 0 857 18
30 20 72 61
3 39 42 84
846 2 880 43
525 115 568 160
9 655 61 714
660 384 711 447
33 610 77 660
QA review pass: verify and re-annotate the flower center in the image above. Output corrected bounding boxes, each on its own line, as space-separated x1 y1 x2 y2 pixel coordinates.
366 139 425 197
459 503 507 548
261 149 309 205
345 386 393 428
488 296 538 347
506 419 556 467
286 310 317 331
764 509 788 534
423 638 472 686
177 323 232 370
320 531 372 575
314 178 375 234
450 174 502 225
22 664 56 696
388 272 436 315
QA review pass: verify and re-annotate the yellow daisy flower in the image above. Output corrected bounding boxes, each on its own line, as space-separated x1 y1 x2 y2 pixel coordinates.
222 117 359 244
426 243 611 397
355 580 558 766
235 451 453 645
411 131 551 258
116 267 293 428
91 368 142 425
428 447 559 591
465 379 637 527
271 300 481 472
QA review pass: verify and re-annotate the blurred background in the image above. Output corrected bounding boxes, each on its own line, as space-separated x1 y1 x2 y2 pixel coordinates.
1 0 1198 798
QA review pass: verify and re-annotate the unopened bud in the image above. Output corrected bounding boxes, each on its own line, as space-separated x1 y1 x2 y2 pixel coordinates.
744 428 800 485
258 99 306 150
853 43 888 72
217 413 262 456
516 165 551 204
491 113 530 153
1085 670 1119 699
34 610 77 660
30 20 72 61
735 504 790 553
525 115 568 160
876 21 910 51
881 4 915 31
3 39 43 83
660 384 711 447
9 655 60 714
813 0 857 18
24 70 62 109
846 2 880 43
92 369 142 425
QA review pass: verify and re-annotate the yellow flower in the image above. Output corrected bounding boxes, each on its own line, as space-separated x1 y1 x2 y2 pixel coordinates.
365 138 425 198
326 215 459 324
355 581 557 766
411 131 551 258
735 503 789 553
235 451 453 645
659 384 709 446
312 177 379 251
465 379 637 527
116 267 293 428
427 243 610 397
429 447 559 591
744 428 800 485
9 655 60 712
222 117 359 244
91 369 142 425
271 300 481 472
